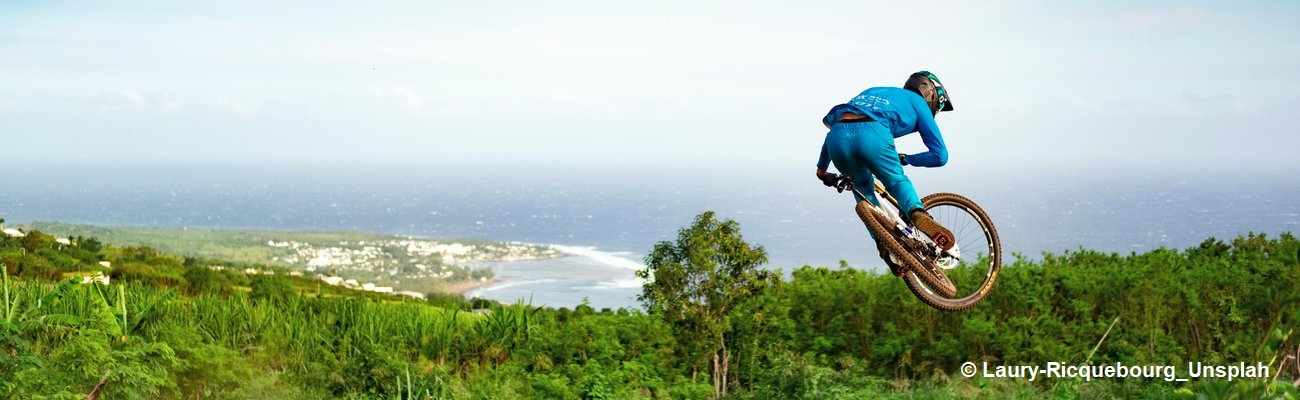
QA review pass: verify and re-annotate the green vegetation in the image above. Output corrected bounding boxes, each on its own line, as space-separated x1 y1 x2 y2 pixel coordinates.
638 211 779 399
26 222 562 294
26 221 402 265
1 214 1297 399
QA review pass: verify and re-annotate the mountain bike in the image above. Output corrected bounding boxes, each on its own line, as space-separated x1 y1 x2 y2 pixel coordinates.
829 177 1002 311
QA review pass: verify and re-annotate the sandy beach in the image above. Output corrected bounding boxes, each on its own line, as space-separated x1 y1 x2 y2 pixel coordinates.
461 248 644 310
441 278 500 294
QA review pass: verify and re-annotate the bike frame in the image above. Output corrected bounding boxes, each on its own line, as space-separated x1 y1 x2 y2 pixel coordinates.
852 180 962 267
829 175 1002 311
853 180 904 226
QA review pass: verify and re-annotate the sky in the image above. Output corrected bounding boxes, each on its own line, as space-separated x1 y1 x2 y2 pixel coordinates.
2 1 1298 174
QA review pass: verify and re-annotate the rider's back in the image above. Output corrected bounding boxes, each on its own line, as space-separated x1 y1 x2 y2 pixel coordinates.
823 87 948 168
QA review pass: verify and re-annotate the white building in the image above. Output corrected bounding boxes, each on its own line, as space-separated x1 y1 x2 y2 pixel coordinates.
396 291 425 300
2 228 24 238
360 283 394 293
81 273 110 285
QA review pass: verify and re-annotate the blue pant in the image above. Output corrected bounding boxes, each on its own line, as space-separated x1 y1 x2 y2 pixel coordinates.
824 121 924 217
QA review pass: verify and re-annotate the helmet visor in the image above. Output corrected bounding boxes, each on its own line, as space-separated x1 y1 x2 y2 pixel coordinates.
921 71 954 112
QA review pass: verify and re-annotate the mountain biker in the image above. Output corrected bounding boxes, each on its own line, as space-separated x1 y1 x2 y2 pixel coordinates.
815 71 955 272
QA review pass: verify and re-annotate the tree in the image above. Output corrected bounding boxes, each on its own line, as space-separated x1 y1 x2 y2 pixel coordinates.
74 236 103 255
249 275 294 303
636 211 776 399
20 231 55 253
183 266 231 296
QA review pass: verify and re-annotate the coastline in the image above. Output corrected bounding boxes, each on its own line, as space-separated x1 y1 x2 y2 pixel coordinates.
458 248 645 310
442 278 499 294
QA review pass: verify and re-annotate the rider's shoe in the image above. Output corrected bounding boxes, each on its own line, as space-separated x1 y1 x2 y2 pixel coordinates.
910 209 954 250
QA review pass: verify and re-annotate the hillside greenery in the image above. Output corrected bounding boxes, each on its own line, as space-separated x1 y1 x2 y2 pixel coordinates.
24 222 521 263
0 215 1297 399
20 222 565 294
24 221 413 266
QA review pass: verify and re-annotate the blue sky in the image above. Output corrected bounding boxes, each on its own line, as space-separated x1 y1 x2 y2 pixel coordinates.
2 1 1297 173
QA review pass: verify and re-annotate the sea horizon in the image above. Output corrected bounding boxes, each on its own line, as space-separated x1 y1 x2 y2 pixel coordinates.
3 161 1297 309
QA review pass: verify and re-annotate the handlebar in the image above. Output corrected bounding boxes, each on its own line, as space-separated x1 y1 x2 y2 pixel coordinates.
830 176 854 193
824 175 890 208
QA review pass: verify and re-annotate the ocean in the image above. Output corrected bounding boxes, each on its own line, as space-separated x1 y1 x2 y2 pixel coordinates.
2 162 1296 309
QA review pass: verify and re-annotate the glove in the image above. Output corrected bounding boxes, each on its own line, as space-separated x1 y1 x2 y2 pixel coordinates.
818 171 840 187
898 153 909 166
835 177 853 193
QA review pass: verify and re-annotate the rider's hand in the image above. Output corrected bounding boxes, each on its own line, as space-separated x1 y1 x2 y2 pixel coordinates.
818 171 841 187
898 153 909 166
835 177 852 193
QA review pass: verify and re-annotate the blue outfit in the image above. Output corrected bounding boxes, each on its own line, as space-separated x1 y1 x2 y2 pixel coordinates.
817 87 948 217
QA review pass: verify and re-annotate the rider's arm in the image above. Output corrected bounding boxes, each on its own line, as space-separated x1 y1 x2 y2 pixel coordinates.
817 143 831 172
901 97 949 167
818 103 856 173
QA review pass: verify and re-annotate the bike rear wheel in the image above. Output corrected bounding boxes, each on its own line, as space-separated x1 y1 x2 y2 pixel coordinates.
900 193 1002 311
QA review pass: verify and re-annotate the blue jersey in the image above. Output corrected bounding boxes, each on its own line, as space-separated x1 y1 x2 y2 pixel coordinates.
817 87 948 169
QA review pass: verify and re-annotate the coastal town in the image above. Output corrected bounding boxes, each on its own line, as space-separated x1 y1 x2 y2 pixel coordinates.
265 237 563 295
9 222 565 298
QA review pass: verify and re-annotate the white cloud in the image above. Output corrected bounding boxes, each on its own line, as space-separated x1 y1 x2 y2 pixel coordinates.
549 92 629 116
93 90 150 112
218 98 261 116
1 1 1294 169
370 85 423 112
80 90 185 113
1231 99 1257 114
161 99 183 112
1067 96 1104 115
1175 92 1260 116
1061 7 1212 32
974 95 1029 115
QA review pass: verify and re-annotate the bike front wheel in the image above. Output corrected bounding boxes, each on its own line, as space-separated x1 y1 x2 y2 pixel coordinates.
900 192 1003 311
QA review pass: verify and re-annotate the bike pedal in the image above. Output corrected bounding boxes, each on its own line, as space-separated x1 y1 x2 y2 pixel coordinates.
911 211 955 251
933 233 953 250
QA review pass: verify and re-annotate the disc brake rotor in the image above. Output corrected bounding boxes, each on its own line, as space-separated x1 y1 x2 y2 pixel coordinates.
936 243 961 270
